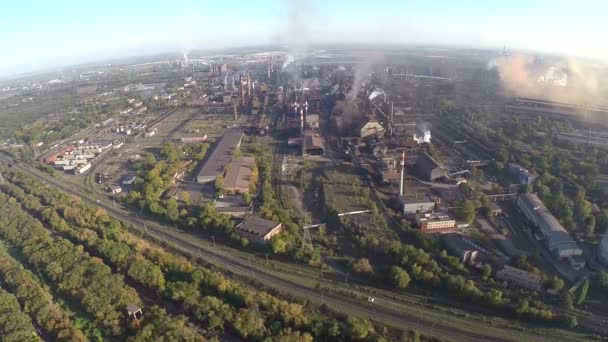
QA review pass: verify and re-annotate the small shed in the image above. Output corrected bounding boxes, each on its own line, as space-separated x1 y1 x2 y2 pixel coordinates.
126 304 143 320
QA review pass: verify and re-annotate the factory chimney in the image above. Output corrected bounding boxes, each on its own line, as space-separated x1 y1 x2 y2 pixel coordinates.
399 151 406 196
240 75 246 107
300 107 304 136
247 74 252 97
390 101 394 136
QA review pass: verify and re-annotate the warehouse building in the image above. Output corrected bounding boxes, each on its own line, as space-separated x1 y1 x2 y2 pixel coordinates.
496 265 542 291
224 156 255 194
508 163 536 185
442 233 480 264
196 132 244 184
399 194 437 215
413 152 446 182
517 194 584 269
235 216 282 243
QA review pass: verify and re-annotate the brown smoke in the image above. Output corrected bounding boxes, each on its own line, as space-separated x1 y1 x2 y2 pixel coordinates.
490 53 604 106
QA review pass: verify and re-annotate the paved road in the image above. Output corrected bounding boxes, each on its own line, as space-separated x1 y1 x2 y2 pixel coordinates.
0 153 521 342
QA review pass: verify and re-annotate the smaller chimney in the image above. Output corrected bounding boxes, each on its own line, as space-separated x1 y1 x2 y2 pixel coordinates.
399 151 406 196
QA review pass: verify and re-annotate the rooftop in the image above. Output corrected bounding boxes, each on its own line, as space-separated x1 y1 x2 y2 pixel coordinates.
224 156 255 191
196 131 244 182
236 215 281 237
417 152 442 170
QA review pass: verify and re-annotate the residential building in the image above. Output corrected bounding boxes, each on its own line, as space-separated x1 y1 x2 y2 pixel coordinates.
235 216 282 243
517 193 584 269
496 265 542 291
196 132 244 183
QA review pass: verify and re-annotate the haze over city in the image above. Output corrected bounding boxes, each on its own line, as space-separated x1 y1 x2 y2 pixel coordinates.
2 0 608 76
2 1 608 341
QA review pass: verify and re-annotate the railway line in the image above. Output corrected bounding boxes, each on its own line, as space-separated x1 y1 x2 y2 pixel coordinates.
0 153 563 342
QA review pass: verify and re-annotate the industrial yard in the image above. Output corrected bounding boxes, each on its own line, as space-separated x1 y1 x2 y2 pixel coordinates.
2 45 608 341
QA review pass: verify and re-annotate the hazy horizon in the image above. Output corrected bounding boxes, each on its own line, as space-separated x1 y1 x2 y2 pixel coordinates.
2 0 608 77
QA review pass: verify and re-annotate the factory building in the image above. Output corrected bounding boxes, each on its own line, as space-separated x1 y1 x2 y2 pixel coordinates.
442 233 480 264
196 132 244 184
517 194 585 269
415 212 455 233
303 132 324 156
224 157 255 194
235 216 282 243
359 119 385 139
413 152 446 182
306 114 320 130
508 163 536 185
496 265 542 291
399 194 437 215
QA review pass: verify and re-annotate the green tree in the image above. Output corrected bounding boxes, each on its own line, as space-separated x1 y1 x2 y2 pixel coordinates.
242 192 252 206
459 200 477 224
215 175 224 194
352 258 373 274
344 316 373 340
598 271 608 293
576 279 589 305
271 235 288 254
390 266 411 289
561 292 574 310
481 264 492 281
547 276 565 292
166 197 179 222
181 191 191 205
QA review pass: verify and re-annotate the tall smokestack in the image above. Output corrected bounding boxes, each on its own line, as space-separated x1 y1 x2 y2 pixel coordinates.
390 101 394 136
240 75 245 107
247 74 251 97
399 151 405 196
300 108 304 135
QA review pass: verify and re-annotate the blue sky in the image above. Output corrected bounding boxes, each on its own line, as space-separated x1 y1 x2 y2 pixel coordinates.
1 0 607 76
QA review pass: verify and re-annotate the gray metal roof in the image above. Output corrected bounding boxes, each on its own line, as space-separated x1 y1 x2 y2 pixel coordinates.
519 193 578 251
236 215 280 237
196 131 243 182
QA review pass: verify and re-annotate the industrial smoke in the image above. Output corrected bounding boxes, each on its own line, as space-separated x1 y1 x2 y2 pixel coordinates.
488 53 603 106
414 129 431 144
368 88 386 101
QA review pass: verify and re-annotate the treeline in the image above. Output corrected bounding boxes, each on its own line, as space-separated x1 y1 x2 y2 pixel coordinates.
0 168 402 341
0 192 204 340
347 225 580 328
0 249 88 341
0 288 41 342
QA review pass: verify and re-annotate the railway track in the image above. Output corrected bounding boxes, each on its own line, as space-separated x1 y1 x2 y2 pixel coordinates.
0 153 523 342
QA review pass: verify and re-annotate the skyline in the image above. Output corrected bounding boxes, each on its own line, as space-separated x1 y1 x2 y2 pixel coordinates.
2 0 608 77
